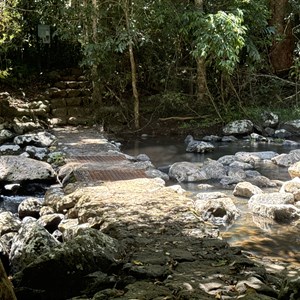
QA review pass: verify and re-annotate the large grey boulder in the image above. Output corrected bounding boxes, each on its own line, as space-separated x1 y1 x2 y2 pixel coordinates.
223 120 253 135
169 160 226 183
248 192 300 223
9 220 60 274
12 228 123 300
0 156 56 181
169 162 206 182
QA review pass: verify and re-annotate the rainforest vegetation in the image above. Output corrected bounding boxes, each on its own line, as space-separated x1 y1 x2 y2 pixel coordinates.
0 0 300 130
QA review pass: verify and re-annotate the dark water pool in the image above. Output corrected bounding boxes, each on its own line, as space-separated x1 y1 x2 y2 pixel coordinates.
120 135 300 266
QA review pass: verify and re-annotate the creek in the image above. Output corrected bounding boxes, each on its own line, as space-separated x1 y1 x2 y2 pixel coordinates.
121 135 300 267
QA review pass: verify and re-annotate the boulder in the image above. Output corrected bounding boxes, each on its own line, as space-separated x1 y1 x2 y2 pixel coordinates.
169 160 226 183
9 220 60 274
13 131 56 147
0 145 21 155
274 129 292 139
288 162 300 178
0 129 14 144
223 120 253 135
0 156 56 181
37 213 65 233
261 111 279 128
12 228 123 300
184 135 215 153
281 119 300 135
280 178 300 202
233 182 263 198
221 135 238 142
194 196 240 225
169 162 206 182
18 197 43 219
248 192 300 223
235 151 278 164
0 212 21 236
25 145 49 160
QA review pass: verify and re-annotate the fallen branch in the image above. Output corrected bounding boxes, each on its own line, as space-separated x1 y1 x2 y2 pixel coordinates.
159 116 208 121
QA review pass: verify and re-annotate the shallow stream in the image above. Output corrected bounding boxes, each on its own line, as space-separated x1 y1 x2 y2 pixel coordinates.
121 135 300 266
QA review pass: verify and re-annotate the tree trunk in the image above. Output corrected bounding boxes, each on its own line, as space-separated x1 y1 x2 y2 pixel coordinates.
91 0 103 109
269 0 295 73
194 0 207 102
124 0 140 129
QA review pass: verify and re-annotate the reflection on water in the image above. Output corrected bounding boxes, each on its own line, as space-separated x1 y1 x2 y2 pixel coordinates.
121 135 300 265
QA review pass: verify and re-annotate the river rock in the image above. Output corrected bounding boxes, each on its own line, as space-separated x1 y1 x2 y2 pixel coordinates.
169 162 205 182
281 119 300 135
0 156 56 181
221 135 238 142
12 228 123 300
0 144 21 155
261 111 279 128
9 220 60 274
274 129 292 139
271 152 300 167
248 192 300 223
233 182 263 198
288 161 300 178
18 197 43 219
13 131 56 147
280 178 300 202
0 129 14 144
218 155 236 165
37 213 65 233
223 120 253 135
184 135 215 153
194 196 240 225
196 192 227 201
25 145 49 160
169 160 226 183
0 212 21 236
235 151 278 164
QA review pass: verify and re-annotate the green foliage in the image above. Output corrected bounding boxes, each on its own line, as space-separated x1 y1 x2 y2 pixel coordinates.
183 8 247 74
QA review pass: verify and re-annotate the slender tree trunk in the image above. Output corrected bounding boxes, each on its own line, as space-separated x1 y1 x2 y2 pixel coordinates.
269 0 295 73
91 0 103 108
194 0 207 102
124 0 140 129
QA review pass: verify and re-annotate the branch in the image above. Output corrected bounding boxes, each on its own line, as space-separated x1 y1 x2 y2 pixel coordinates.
254 74 297 86
158 116 208 121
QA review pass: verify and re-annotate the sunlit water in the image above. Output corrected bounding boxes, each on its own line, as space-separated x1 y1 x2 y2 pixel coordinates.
121 135 300 266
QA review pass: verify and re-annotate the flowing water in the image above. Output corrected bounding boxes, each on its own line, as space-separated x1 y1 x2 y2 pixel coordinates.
120 135 300 267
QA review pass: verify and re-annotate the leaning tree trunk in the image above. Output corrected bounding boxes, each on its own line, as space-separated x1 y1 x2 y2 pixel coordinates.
194 0 207 102
124 0 140 129
269 0 295 74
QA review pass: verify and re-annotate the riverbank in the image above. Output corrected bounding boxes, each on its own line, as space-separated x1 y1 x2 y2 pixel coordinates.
1 125 299 299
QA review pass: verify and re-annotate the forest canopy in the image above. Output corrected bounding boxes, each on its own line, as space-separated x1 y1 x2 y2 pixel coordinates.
0 0 300 129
